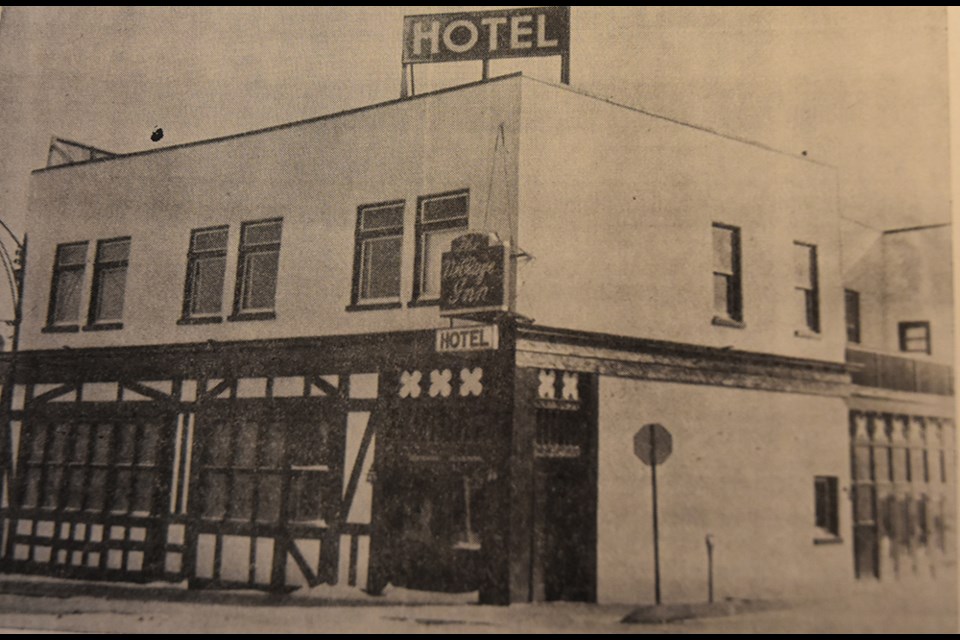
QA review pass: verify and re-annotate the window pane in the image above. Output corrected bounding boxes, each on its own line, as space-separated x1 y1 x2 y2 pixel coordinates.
52 269 84 324
205 424 233 467
97 239 130 263
94 265 127 321
793 244 813 288
231 474 254 520
57 243 87 266
290 473 323 521
234 421 258 467
42 467 63 508
713 273 729 316
202 473 228 519
48 424 70 463
21 467 42 507
421 227 462 297
28 423 49 462
288 420 330 467
260 426 285 467
190 256 226 315
361 236 402 300
116 424 137 463
845 290 860 343
361 205 403 232
242 220 282 246
422 194 468 223
114 469 132 512
712 226 734 274
71 424 91 463
241 250 279 310
91 423 113 464
191 228 228 252
139 423 162 465
66 468 86 510
256 475 281 522
133 470 156 513
87 469 107 511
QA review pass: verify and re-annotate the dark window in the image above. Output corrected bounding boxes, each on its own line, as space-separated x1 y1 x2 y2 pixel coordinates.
814 475 839 537
413 191 468 302
182 226 228 320
712 224 742 322
89 238 131 325
352 202 404 306
794 242 820 333
47 242 87 327
845 289 861 343
233 219 282 317
899 321 931 354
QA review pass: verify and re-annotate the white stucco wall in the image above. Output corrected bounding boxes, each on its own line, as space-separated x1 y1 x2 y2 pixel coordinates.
22 77 522 350
515 78 844 363
597 376 851 604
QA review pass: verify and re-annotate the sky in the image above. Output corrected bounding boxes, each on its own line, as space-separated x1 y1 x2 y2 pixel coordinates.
0 7 952 289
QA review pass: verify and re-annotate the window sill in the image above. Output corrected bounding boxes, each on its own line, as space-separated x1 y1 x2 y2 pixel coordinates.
813 536 843 546
794 329 821 340
42 324 80 334
712 316 745 329
407 298 440 308
346 302 402 312
227 311 276 322
83 322 123 332
177 316 224 326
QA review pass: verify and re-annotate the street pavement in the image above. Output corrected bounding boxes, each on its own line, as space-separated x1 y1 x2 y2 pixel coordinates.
0 577 953 634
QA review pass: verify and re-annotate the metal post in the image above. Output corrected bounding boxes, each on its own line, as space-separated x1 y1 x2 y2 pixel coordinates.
482 58 490 81
650 425 661 605
706 534 714 603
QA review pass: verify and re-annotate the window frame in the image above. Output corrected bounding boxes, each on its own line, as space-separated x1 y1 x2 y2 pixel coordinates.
85 236 131 331
229 218 283 322
179 225 230 325
844 289 861 344
898 321 931 355
711 223 743 327
44 241 88 333
410 189 469 306
793 241 820 335
814 475 840 540
349 200 405 312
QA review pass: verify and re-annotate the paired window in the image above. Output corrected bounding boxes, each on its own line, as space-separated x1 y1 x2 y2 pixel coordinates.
180 219 282 323
181 226 229 323
413 191 469 303
711 223 742 324
350 190 471 310
814 475 840 538
899 321 931 355
793 242 820 334
351 202 404 308
45 238 130 332
844 289 861 344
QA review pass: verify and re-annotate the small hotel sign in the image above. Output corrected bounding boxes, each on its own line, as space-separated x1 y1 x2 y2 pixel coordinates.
402 6 570 64
436 325 500 353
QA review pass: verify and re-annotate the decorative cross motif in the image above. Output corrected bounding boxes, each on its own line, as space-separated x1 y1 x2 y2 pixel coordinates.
429 369 453 398
399 370 422 398
538 370 556 399
460 368 483 397
561 372 579 401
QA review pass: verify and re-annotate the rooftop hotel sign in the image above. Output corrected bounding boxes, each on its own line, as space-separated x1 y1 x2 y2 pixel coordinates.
401 6 570 93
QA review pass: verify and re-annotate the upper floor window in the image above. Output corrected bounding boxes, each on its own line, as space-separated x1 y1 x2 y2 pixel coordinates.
793 242 820 334
351 202 404 309
46 242 88 329
413 191 468 304
232 219 282 319
899 321 931 355
181 226 229 323
711 223 742 324
88 237 130 327
845 289 861 344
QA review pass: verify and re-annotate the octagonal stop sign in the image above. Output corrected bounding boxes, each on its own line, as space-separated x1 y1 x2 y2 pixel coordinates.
634 423 672 466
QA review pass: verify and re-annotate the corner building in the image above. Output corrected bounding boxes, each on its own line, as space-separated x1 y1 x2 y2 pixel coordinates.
0 74 952 604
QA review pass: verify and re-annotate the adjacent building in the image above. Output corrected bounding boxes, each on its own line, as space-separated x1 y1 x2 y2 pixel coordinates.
0 73 952 605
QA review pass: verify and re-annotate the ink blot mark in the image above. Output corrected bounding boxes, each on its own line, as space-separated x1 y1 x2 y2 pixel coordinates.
151 127 164 142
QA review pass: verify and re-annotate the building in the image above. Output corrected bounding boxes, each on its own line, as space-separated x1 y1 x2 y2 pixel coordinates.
843 223 955 582
0 73 952 605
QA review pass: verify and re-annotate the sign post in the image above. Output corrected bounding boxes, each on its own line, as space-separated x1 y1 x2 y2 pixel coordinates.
634 423 672 606
401 6 571 97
